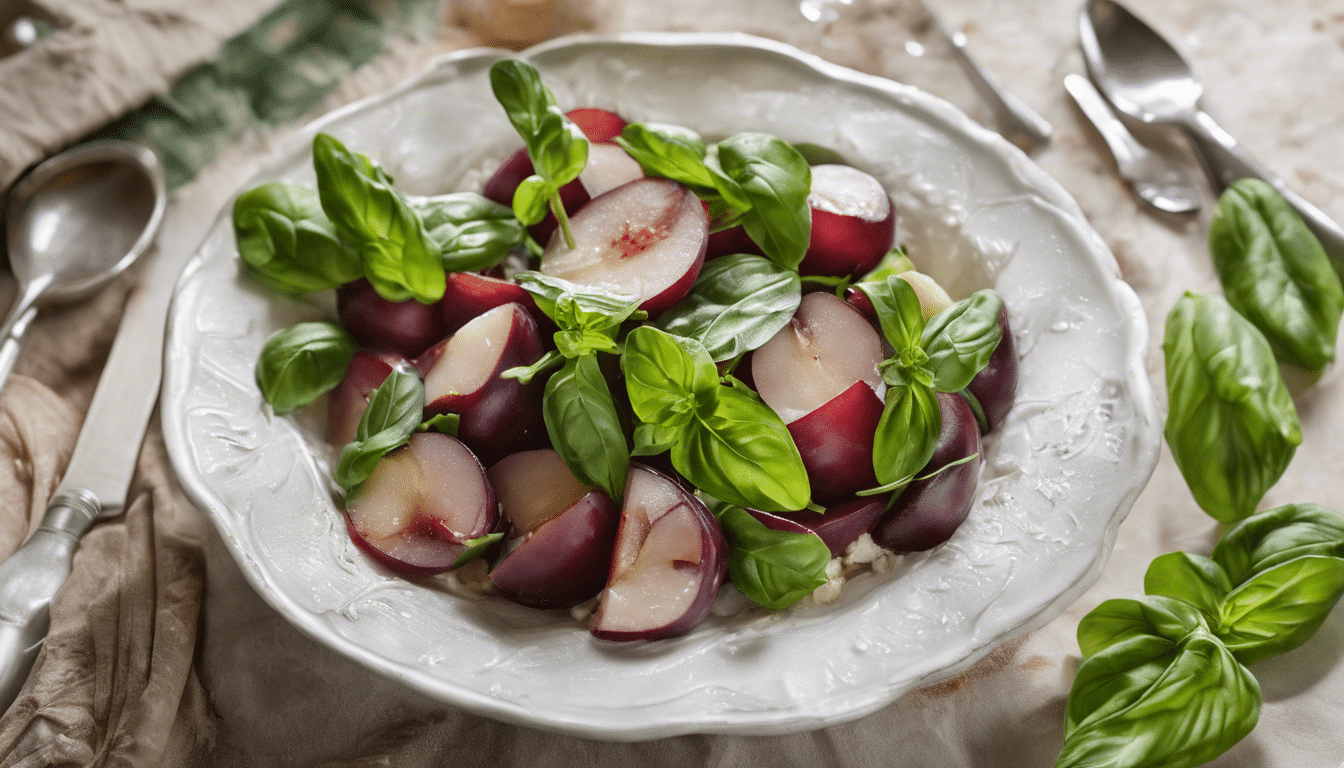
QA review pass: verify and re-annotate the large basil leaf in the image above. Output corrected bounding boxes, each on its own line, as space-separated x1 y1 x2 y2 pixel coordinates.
543 355 629 503
715 133 813 271
920 289 1003 393
1057 631 1260 768
621 326 718 429
334 365 424 490
715 503 830 610
858 274 926 354
1076 595 1209 660
672 385 810 512
871 382 941 486
1163 293 1301 522
312 133 444 303
654 254 801 361
1216 555 1344 666
412 193 526 272
615 123 721 195
232 182 361 294
255 321 358 413
1143 552 1232 622
1210 179 1344 371
1212 503 1344 584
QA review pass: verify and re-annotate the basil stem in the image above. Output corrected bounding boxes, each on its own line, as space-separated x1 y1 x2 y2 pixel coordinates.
254 321 358 414
334 365 425 490
654 254 802 362
232 182 361 295
412 192 527 273
715 503 830 610
453 532 504 569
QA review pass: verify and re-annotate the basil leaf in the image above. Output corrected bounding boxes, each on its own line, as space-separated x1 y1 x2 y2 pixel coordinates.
654 254 802 361
417 412 460 435
1143 552 1232 622
672 385 810 512
1212 503 1344 584
312 133 444 303
512 175 553 227
791 143 847 166
1058 630 1260 768
1216 555 1344 666
631 422 681 457
615 123 720 194
872 382 941 486
715 133 813 270
1076 596 1209 661
715 503 830 610
254 321 358 413
515 272 641 328
858 274 926 353
232 182 361 294
453 532 503 569
622 326 718 429
543 355 628 502
1163 293 1302 522
412 193 526 272
1210 179 1344 371
920 289 1004 393
334 365 424 490
857 247 916 284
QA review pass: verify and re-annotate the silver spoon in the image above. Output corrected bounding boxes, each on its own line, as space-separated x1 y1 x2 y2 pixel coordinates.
1080 0 1344 268
1 141 166 386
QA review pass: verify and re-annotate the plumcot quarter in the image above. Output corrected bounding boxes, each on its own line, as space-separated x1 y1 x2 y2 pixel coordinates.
965 303 1018 432
337 278 446 358
749 496 887 557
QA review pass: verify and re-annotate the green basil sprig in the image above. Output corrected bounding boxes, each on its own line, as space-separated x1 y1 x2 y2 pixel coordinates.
412 193 527 272
623 326 809 511
1163 293 1301 522
255 322 358 413
714 503 830 610
489 59 588 249
334 364 424 490
232 183 362 294
919 290 1004 393
1210 179 1344 372
654 254 802 361
312 133 444 303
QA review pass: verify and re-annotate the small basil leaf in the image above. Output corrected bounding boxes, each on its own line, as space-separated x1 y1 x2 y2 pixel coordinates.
654 254 802 361
715 133 813 270
615 123 720 194
512 175 553 227
500 350 564 384
412 193 526 272
672 385 810 512
791 143 848 166
1216 555 1344 666
1210 179 1344 371
1076 595 1209 660
334 365 424 490
1212 503 1344 584
631 422 681 457
920 289 1004 393
312 134 444 303
417 412 460 435
254 322 358 413
453 532 503 569
1163 293 1302 522
232 182 361 294
872 382 941 486
1058 630 1260 768
1143 552 1232 622
857 246 916 284
622 326 718 429
515 272 642 329
543 355 629 502
716 503 830 610
859 274 926 353
489 60 588 188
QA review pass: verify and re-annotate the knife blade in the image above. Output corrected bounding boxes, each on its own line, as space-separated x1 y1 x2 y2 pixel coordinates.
0 184 196 712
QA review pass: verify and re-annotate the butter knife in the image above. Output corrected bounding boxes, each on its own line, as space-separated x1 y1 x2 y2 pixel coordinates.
1064 73 1200 214
0 198 194 711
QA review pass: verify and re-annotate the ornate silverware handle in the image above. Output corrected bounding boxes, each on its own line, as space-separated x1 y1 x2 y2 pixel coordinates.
0 491 99 710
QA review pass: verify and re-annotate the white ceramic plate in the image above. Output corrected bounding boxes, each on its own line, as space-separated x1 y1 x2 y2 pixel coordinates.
162 33 1161 740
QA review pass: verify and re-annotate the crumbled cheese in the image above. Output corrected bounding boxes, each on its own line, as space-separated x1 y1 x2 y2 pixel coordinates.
569 596 599 623
843 533 902 574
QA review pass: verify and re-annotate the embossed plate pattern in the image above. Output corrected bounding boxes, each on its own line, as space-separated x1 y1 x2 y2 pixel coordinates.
162 33 1161 739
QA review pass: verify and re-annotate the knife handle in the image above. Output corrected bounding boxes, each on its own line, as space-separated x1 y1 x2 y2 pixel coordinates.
0 490 99 712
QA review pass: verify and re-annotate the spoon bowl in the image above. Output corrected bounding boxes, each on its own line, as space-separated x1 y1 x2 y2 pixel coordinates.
1 141 165 384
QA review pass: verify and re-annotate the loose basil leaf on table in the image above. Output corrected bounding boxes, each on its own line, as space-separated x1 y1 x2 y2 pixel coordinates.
872 381 941 486
1211 503 1344 583
312 133 445 303
1216 555 1344 666
334 365 425 490
622 326 719 428
232 182 361 294
1210 178 1344 372
654 254 802 361
543 354 629 503
671 385 810 513
1142 552 1232 622
615 123 722 196
1057 631 1260 768
412 193 526 272
1164 293 1302 522
488 59 588 246
715 503 831 611
255 321 359 413
1075 595 1209 660
920 289 1004 393
714 133 813 271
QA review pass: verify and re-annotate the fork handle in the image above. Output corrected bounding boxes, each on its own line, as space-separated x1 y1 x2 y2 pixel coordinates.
1184 110 1344 275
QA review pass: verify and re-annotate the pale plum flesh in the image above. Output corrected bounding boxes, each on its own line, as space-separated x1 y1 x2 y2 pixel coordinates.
578 143 644 199
798 164 895 277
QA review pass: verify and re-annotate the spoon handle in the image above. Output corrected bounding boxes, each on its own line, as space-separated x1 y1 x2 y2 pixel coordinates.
0 307 37 388
1184 111 1344 274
